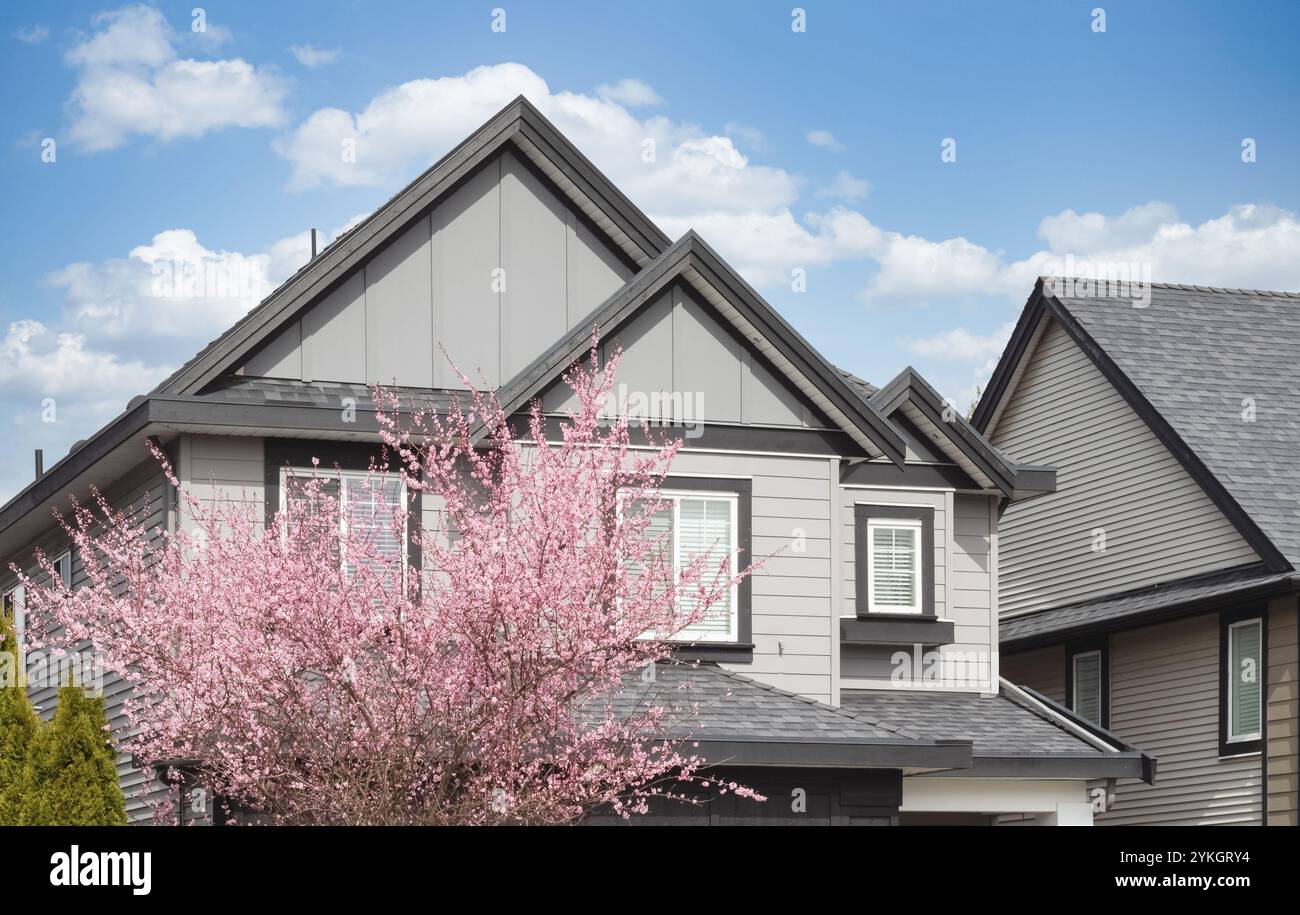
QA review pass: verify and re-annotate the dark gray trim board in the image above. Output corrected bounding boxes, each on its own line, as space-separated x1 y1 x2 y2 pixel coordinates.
841 460 980 490
683 736 972 770
841 616 955 648
972 279 1290 572
1017 686 1157 784
927 752 1152 782
853 503 935 617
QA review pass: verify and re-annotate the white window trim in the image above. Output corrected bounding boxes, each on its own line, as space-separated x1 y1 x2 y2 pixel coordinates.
1226 618 1263 744
1071 649 1103 723
619 487 741 644
279 467 409 576
865 516 923 615
52 549 72 589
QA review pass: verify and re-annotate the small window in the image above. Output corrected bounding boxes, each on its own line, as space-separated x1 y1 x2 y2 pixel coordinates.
854 504 934 618
866 519 922 613
1226 619 1263 744
52 550 72 589
627 489 739 643
1071 651 1103 726
281 469 407 588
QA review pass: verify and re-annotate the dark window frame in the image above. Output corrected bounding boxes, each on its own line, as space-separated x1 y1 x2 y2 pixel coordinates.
1065 636 1110 729
853 504 935 618
264 439 422 579
647 476 753 662
1219 605 1267 757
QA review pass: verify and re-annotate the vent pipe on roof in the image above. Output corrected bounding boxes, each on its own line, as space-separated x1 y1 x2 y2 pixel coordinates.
34 449 43 480
310 228 318 259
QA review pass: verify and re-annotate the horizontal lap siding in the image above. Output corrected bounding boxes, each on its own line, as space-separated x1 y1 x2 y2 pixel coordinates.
7 463 173 823
990 319 1259 615
667 451 833 703
1103 614 1261 825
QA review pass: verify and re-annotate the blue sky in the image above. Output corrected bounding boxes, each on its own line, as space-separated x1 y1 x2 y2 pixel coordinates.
2 1 1298 501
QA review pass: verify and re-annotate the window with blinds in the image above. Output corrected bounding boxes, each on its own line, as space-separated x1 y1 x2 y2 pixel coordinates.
626 490 738 642
282 470 406 589
866 519 922 613
1227 619 1262 743
1072 650 1103 726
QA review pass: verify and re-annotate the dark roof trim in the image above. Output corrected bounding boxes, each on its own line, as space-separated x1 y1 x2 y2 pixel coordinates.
487 232 908 464
1001 567 1300 651
0 397 151 541
927 752 1152 782
684 736 972 770
973 280 1289 571
1013 685 1157 784
158 97 670 398
872 366 1055 498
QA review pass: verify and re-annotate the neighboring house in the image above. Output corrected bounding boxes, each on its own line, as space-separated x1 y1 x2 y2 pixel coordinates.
0 99 1150 826
973 278 1300 826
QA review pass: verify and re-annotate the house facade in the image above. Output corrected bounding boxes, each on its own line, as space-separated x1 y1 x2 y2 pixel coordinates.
973 279 1300 825
0 99 1150 826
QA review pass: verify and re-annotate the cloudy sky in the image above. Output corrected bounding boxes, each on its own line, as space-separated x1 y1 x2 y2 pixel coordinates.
2 1 1298 502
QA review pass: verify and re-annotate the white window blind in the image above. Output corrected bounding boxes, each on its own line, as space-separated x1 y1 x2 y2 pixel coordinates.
1072 650 1103 726
1228 619 1262 742
867 519 921 613
283 470 406 588
624 490 739 643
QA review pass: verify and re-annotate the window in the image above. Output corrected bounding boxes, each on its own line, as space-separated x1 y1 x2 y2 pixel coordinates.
281 468 407 586
1221 612 1264 754
854 504 934 617
621 477 753 651
52 550 72 589
1066 639 1109 728
866 519 922 613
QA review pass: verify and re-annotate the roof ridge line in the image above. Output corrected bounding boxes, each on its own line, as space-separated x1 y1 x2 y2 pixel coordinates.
1037 274 1300 298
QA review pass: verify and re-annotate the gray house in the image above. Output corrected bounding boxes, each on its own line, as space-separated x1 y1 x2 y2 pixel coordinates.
973 279 1299 826
0 99 1150 826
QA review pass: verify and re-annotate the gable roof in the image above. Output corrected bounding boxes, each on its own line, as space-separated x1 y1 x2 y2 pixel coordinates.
868 366 1056 498
974 278 1297 571
155 96 670 399
489 231 908 464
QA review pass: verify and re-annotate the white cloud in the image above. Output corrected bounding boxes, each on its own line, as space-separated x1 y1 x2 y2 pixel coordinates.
724 122 767 150
805 129 845 151
64 4 286 151
290 44 340 68
815 170 870 201
905 324 1016 364
13 23 50 44
595 78 663 107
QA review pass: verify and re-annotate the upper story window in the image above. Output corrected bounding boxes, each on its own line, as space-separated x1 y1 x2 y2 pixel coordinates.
1067 640 1108 728
622 478 753 651
52 550 72 589
1221 613 1264 753
280 468 407 585
854 504 934 617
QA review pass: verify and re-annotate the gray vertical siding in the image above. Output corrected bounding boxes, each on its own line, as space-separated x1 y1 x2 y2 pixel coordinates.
989 318 1259 615
238 150 632 389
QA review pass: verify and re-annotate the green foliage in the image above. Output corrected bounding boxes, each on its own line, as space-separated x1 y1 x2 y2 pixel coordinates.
19 686 127 826
0 611 39 825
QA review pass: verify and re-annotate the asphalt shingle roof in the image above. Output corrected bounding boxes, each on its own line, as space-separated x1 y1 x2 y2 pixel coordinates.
1049 281 1300 567
603 662 917 743
841 688 1110 757
1000 565 1298 645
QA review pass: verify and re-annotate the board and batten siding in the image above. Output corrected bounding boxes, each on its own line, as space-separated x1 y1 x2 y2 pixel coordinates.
2 461 173 823
242 150 632 389
664 450 835 704
988 318 1260 615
